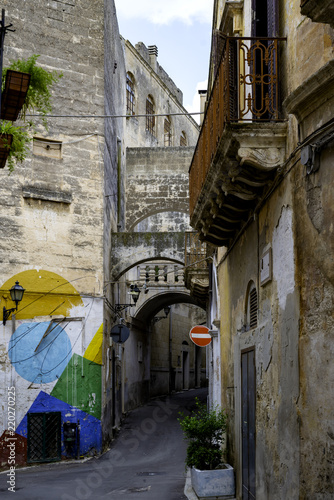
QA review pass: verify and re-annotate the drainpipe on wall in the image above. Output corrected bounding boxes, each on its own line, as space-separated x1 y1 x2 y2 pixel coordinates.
121 345 125 414
198 90 207 126
10 314 16 388
168 308 173 394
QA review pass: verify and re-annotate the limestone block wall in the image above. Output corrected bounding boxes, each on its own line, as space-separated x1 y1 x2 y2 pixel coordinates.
0 0 105 293
125 146 194 230
123 40 199 148
102 0 127 446
150 303 207 397
0 0 118 463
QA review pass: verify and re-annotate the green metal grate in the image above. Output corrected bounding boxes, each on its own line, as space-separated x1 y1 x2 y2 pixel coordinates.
27 412 61 463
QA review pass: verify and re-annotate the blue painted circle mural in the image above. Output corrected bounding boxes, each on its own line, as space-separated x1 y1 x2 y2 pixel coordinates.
8 322 72 383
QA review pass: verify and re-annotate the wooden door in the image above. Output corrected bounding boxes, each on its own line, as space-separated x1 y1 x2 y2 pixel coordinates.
241 348 256 499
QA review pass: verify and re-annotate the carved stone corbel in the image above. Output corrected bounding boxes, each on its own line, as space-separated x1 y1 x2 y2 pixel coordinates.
238 147 283 170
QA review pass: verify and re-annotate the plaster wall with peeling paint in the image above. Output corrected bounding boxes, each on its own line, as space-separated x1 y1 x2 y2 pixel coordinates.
196 1 334 498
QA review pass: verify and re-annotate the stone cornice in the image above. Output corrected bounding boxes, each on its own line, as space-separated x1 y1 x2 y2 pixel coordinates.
190 121 287 247
301 0 334 29
284 60 334 124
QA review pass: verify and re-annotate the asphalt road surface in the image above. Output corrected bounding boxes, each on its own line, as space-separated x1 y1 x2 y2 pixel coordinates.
0 388 207 500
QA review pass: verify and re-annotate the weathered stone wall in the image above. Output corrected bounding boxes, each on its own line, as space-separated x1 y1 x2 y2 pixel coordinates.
0 0 117 461
211 1 334 498
217 176 301 499
102 0 126 448
1 0 105 293
150 304 206 397
134 41 183 105
125 146 194 230
123 40 199 148
294 140 334 498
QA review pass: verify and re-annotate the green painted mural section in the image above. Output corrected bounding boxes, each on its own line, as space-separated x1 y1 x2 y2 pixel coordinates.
51 353 101 419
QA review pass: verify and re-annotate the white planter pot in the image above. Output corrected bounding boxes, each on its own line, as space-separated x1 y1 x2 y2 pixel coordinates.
191 464 235 499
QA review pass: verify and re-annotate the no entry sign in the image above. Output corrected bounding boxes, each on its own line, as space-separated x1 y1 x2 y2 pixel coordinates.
189 325 212 347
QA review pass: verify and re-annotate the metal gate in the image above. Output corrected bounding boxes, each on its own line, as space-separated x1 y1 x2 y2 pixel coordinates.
241 348 256 499
27 412 61 463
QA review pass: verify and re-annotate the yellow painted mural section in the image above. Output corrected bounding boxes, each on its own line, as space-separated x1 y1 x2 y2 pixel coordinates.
0 270 83 320
84 324 103 365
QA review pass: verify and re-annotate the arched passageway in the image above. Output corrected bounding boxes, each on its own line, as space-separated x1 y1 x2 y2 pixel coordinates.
122 283 207 411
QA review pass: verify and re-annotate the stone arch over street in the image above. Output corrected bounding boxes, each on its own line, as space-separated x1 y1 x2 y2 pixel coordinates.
134 290 205 325
110 232 186 281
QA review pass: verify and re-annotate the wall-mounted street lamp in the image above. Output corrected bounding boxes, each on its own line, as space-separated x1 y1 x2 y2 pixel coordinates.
110 284 141 317
3 281 25 325
153 306 170 324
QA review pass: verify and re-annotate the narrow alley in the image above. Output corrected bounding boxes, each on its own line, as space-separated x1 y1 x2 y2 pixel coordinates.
0 388 207 500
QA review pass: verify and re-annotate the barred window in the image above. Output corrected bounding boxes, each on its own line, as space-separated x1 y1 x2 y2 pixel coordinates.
126 73 135 115
146 95 155 135
180 131 187 146
164 117 172 146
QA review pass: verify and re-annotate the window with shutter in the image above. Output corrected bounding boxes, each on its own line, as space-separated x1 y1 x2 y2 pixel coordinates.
146 95 155 135
249 288 258 329
246 281 258 330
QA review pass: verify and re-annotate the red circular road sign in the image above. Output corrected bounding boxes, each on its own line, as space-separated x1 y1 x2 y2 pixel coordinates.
189 325 212 347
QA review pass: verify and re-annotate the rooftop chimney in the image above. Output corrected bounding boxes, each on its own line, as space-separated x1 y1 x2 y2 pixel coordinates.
148 45 158 73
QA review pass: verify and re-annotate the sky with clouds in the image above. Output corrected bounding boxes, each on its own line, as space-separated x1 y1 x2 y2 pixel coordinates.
114 0 214 119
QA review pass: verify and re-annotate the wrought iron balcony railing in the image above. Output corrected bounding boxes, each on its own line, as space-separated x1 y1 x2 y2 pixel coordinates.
189 36 286 217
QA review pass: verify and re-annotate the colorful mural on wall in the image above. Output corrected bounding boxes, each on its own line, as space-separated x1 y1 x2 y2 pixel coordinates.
0 270 103 467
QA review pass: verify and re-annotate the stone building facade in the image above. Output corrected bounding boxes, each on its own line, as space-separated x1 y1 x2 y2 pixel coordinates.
0 0 123 465
105 38 207 422
0 0 207 469
188 0 334 498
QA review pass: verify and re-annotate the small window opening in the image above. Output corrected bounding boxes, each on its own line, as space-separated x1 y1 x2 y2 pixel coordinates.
180 131 187 146
164 117 172 146
33 137 62 159
246 281 258 330
146 95 155 135
249 288 258 329
126 72 135 115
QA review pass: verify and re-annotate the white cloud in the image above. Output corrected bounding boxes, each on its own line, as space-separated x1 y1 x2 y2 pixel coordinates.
185 80 208 124
115 0 213 26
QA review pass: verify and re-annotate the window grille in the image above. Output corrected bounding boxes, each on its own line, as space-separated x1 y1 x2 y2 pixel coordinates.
146 95 155 135
180 131 187 146
27 412 61 463
126 73 135 115
164 117 172 146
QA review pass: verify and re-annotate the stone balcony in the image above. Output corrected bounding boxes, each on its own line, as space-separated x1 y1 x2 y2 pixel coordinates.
189 37 287 247
301 0 334 29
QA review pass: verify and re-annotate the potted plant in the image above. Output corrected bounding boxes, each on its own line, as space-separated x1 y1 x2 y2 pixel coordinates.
0 121 31 172
2 54 62 125
1 70 31 121
178 398 235 499
0 54 62 172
